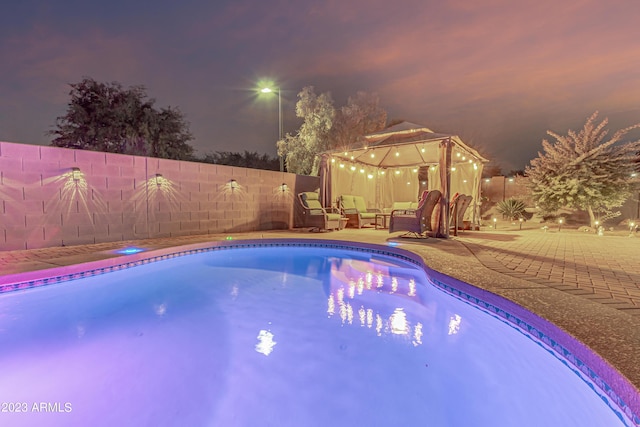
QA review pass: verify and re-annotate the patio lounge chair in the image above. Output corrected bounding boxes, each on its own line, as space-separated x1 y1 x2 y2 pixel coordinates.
450 194 472 231
339 195 378 228
298 191 342 231
389 190 441 237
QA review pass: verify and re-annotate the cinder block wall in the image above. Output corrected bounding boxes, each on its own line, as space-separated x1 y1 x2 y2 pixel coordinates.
0 141 319 250
480 175 639 222
481 176 532 204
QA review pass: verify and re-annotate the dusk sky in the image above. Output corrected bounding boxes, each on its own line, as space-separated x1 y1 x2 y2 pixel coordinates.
2 0 640 171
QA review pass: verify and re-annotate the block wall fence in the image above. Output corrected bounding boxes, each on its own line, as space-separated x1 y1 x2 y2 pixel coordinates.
0 141 320 251
481 176 533 204
481 175 639 221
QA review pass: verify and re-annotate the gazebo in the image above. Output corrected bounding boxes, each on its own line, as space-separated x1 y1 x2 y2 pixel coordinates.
319 121 489 237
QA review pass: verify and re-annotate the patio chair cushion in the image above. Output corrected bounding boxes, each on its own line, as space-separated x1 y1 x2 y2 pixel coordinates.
300 192 324 215
392 201 413 210
339 195 357 211
353 196 368 213
326 212 342 221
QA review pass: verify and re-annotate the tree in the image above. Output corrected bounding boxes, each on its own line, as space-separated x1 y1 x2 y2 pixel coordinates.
330 91 387 151
49 78 194 160
277 86 388 175
482 162 503 178
525 112 640 227
200 151 280 170
277 86 335 175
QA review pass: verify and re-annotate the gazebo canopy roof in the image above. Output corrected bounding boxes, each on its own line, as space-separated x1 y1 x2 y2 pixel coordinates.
325 121 489 168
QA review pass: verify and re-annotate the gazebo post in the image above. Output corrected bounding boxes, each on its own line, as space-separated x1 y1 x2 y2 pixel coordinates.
437 138 452 238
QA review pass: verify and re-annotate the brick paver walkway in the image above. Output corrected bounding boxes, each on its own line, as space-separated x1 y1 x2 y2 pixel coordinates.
456 229 640 315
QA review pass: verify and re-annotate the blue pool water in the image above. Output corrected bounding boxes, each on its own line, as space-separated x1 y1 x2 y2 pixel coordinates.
0 243 635 426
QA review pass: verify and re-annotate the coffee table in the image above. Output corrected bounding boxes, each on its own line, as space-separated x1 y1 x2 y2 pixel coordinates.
375 213 391 229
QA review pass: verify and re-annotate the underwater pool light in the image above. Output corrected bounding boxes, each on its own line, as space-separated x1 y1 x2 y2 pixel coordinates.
116 247 146 255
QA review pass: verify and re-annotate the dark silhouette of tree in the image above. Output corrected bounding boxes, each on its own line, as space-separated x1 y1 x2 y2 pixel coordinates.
482 162 503 178
329 91 387 151
49 78 194 160
200 151 280 171
386 118 406 128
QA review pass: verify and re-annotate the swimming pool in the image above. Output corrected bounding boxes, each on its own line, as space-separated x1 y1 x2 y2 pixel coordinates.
0 240 638 426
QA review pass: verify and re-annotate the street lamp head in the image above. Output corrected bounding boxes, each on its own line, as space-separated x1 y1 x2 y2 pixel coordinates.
261 87 273 94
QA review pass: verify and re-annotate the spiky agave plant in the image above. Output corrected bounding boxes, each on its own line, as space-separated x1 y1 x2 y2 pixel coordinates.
496 199 527 220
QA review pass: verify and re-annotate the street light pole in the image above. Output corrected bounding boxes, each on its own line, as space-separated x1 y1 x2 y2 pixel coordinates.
278 88 283 172
260 86 284 172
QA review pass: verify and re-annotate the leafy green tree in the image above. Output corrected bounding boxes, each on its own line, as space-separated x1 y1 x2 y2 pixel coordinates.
277 87 388 175
525 112 640 226
200 151 280 170
49 78 194 160
277 86 335 175
330 91 387 150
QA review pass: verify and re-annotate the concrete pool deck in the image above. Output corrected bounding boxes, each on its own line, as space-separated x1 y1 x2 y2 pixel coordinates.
1 223 639 397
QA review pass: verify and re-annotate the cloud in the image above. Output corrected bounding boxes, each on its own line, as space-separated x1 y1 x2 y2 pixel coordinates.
2 0 640 168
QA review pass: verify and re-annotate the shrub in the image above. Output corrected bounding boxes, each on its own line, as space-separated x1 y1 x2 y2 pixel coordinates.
496 199 527 220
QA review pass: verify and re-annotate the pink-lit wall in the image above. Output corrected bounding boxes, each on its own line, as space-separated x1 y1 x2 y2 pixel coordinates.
0 141 319 250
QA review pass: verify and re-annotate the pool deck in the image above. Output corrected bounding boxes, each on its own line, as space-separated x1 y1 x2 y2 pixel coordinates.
1 223 639 397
